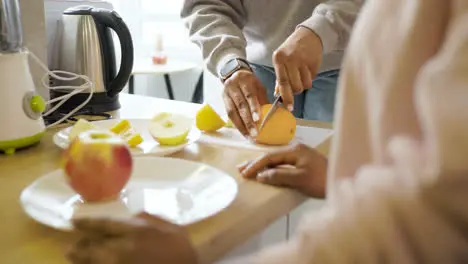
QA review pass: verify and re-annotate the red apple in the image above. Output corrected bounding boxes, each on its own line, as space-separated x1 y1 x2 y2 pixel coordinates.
61 130 133 202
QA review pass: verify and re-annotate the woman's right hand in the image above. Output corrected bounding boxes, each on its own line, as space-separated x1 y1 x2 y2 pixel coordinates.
223 69 269 139
67 213 198 264
238 144 328 198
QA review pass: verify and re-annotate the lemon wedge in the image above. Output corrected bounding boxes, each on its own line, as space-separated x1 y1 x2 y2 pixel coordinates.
196 104 226 132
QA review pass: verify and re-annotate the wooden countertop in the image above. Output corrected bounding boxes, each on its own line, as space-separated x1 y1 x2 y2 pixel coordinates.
0 94 332 264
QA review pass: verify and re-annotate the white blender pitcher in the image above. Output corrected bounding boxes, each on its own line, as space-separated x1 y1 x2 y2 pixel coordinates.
0 0 46 155
0 0 93 155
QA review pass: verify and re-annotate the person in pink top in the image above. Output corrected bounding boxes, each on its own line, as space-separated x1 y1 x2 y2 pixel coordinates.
67 0 468 263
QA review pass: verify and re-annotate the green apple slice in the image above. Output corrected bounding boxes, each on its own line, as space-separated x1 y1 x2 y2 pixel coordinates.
149 113 193 146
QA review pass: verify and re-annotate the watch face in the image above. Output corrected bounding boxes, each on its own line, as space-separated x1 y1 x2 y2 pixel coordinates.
220 59 240 78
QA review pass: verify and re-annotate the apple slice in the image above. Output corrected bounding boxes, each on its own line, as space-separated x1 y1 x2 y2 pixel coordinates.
110 120 144 148
68 119 98 141
149 113 192 146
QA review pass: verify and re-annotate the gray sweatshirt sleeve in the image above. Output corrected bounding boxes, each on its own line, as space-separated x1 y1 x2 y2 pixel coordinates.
181 0 247 76
299 0 364 54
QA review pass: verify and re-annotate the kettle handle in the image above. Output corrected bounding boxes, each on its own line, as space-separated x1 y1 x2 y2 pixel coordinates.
92 10 134 98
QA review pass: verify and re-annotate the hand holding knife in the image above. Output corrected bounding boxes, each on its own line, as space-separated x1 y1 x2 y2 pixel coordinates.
220 59 299 139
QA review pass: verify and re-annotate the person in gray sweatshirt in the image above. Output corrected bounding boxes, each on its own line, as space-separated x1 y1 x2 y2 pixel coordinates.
181 0 363 138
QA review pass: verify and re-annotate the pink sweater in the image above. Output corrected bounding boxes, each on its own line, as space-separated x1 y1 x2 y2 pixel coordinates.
242 0 468 262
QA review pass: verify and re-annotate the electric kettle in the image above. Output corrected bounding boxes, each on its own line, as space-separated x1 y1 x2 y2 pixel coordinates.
51 5 134 113
0 0 46 154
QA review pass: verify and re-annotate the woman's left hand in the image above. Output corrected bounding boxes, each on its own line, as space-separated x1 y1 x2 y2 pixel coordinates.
67 213 198 264
238 144 328 198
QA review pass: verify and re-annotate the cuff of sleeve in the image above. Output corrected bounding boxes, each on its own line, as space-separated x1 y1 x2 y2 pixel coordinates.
298 15 339 54
215 48 247 78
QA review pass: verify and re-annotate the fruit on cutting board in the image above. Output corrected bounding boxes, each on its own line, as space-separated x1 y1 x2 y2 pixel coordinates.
196 104 226 132
110 120 144 148
61 130 133 202
68 119 97 140
149 112 192 145
255 104 296 145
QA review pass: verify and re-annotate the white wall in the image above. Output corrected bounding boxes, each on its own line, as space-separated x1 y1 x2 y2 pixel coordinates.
20 0 49 100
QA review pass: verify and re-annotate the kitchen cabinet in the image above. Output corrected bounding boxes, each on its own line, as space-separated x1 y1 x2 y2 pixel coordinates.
217 216 288 263
288 198 326 236
218 199 325 262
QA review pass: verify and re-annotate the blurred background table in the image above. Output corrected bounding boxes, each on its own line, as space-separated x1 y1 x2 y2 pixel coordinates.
129 60 204 103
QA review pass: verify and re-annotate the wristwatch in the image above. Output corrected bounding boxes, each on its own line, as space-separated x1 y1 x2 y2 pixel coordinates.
219 58 252 82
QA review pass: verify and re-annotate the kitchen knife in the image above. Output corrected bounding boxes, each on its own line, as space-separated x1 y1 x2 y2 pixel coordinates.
259 96 283 131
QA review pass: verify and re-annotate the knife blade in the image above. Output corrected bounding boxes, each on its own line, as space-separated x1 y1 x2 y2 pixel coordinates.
259 96 283 131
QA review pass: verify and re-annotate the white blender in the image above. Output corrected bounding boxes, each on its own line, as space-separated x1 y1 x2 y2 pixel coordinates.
0 0 46 154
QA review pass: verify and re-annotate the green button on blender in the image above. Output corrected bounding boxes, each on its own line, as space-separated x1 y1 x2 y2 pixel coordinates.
30 95 45 113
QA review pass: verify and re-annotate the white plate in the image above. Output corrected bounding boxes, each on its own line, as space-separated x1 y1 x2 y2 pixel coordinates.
20 157 238 230
53 119 201 156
